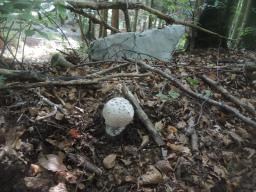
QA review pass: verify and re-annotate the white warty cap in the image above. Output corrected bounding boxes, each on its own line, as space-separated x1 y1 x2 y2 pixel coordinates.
102 97 134 136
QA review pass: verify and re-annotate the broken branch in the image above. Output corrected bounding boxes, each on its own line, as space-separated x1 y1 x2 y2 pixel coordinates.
122 83 165 147
0 73 150 90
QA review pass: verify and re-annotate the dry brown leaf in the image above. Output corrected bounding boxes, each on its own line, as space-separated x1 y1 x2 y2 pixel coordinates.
30 164 43 175
140 135 149 148
49 183 68 192
166 125 177 134
24 177 52 191
0 115 5 126
155 120 165 130
155 160 173 175
55 111 64 120
236 127 250 139
124 176 137 183
176 121 187 129
228 131 244 144
167 143 191 154
103 154 117 169
213 165 228 178
28 107 40 117
38 153 67 172
138 165 164 185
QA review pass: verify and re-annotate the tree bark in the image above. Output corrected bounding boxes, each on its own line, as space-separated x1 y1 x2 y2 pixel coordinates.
111 5 119 34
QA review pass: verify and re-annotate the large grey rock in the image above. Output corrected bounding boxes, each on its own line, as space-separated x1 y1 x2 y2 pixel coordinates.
89 25 185 61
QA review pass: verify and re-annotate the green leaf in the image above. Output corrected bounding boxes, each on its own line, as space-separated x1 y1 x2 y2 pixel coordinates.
186 77 200 88
156 93 169 101
168 90 180 99
203 90 212 98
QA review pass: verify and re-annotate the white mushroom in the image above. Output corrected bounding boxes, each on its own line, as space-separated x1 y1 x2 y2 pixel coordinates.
102 97 134 136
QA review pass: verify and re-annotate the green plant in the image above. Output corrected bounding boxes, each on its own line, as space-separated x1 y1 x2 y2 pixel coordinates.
156 90 180 101
240 27 256 37
186 77 200 88
202 89 212 98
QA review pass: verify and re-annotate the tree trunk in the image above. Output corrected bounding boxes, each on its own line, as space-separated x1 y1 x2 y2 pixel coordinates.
123 8 131 32
228 0 252 48
132 0 139 32
148 0 154 29
111 8 119 34
190 0 204 51
99 9 108 37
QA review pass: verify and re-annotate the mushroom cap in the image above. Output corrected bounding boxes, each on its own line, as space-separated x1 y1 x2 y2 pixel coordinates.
102 97 134 136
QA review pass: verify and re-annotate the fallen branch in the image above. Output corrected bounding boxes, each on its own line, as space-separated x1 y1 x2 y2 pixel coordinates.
200 75 255 115
67 1 229 40
125 59 256 129
0 68 46 82
33 89 66 114
66 5 119 33
0 73 150 90
87 63 131 77
73 60 128 67
67 153 103 176
122 83 165 146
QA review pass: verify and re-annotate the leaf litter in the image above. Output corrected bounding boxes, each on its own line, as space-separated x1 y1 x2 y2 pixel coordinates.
0 49 255 191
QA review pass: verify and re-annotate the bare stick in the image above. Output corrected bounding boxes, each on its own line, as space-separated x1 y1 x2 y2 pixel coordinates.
126 59 256 129
200 75 255 115
87 63 130 77
33 89 66 114
0 73 150 90
67 153 103 175
122 83 165 146
74 60 128 67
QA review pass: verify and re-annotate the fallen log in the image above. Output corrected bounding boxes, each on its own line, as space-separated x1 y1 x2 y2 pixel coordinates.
125 58 256 129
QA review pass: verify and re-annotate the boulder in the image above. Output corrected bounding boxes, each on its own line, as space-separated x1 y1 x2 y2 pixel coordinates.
89 25 185 61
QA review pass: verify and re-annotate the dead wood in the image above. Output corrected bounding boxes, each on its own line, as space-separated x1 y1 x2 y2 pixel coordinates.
0 68 46 82
122 83 165 147
125 58 256 129
200 75 255 115
87 63 131 77
73 60 128 67
0 73 150 90
67 153 103 176
67 1 229 40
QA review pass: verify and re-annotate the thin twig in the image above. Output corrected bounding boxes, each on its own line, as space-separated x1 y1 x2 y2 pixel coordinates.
87 63 130 77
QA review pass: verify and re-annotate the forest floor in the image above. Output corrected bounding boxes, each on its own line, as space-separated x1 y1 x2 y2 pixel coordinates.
0 48 255 192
